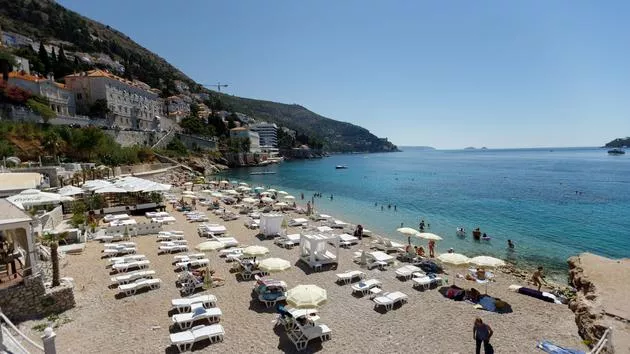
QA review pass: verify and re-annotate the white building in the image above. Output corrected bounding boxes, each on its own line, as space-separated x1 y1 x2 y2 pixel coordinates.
12 55 30 74
249 122 278 148
230 127 261 153
165 95 192 122
9 72 76 116
64 70 165 131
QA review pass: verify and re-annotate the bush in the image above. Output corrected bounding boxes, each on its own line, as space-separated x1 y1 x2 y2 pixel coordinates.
26 98 56 121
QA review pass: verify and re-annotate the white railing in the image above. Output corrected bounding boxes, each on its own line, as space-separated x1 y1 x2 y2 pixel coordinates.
0 309 57 354
590 327 612 354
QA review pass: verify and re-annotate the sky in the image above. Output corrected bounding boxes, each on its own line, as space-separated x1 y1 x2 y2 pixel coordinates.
58 0 630 149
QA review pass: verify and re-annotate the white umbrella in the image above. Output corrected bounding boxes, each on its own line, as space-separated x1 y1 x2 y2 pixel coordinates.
258 258 291 272
260 191 272 196
182 190 195 195
416 232 443 241
224 190 239 196
254 187 265 191
243 245 269 257
182 194 197 200
242 197 258 204
277 191 288 195
183 182 193 186
275 202 288 207
238 187 252 192
261 197 274 203
397 227 420 236
284 195 296 200
94 186 128 194
58 185 84 196
211 192 224 198
287 285 327 308
195 241 225 251
470 256 506 268
209 181 219 185
437 253 470 266
219 180 229 185
267 189 277 193
201 189 213 194
239 182 249 186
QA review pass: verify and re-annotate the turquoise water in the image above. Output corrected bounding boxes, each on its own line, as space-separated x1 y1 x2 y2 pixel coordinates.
221 147 630 274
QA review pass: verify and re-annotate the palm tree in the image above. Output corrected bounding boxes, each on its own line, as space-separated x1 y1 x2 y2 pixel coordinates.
41 231 68 287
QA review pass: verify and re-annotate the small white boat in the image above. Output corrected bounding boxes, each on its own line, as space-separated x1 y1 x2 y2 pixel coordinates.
335 165 348 169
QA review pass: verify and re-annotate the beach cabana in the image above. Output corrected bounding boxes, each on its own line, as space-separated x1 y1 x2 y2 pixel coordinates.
259 214 284 237
58 185 84 196
299 233 340 270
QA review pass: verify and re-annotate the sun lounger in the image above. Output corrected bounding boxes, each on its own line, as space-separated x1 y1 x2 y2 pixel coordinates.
111 270 156 285
112 259 150 273
288 218 309 227
373 291 408 311
97 234 126 243
157 231 185 241
103 247 136 256
103 214 130 223
258 293 287 308
337 233 359 248
274 234 300 248
160 240 189 246
395 265 422 280
118 278 161 296
160 244 189 254
169 324 225 352
152 216 177 224
146 211 171 218
287 324 331 351
212 237 239 248
198 224 227 237
173 254 206 263
103 242 136 249
335 270 365 284
351 279 382 295
244 218 260 229
412 275 443 290
171 295 218 313
329 219 348 229
176 258 210 270
373 239 405 253
109 254 146 265
218 247 243 257
172 306 222 330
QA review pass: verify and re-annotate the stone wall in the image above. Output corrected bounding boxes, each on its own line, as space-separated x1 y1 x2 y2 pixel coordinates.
177 133 217 151
113 163 174 176
39 206 63 231
0 274 75 322
104 130 167 147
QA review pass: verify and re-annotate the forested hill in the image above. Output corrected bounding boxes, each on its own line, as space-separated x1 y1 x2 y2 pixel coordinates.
604 137 630 148
0 0 398 153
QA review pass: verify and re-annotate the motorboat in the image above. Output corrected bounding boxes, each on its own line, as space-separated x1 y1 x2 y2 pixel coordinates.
250 171 276 175
456 227 466 237
335 165 348 169
608 148 625 155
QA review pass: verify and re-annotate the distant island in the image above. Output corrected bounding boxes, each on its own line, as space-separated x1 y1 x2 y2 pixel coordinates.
604 137 630 148
464 147 476 150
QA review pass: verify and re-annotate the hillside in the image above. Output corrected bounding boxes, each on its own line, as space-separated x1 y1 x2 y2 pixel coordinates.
604 137 630 148
0 0 398 153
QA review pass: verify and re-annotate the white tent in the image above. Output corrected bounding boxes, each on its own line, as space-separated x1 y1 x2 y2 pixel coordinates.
299 233 340 269
58 185 84 196
82 179 113 191
94 186 128 194
7 189 72 208
259 213 284 237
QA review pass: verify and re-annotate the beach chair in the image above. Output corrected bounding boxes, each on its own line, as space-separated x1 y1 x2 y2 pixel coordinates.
172 305 222 330
160 240 189 246
176 258 210 270
103 247 136 257
412 275 443 290
372 291 408 311
157 232 185 241
212 237 239 248
111 270 156 285
351 279 382 296
108 254 146 265
118 278 161 296
288 218 309 227
160 244 189 254
335 270 365 284
112 260 150 273
169 324 225 352
103 242 136 249
258 293 287 308
274 234 301 249
287 324 332 351
394 265 422 280
171 294 217 313
173 254 206 263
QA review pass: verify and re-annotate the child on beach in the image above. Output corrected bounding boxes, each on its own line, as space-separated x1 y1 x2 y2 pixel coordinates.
531 266 546 291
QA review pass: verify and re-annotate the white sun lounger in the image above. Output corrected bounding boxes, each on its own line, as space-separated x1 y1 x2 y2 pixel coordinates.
412 276 443 290
146 211 171 218
109 254 146 265
373 291 408 311
212 237 239 248
335 270 365 284
169 324 225 352
288 218 309 227
112 259 150 273
160 244 189 254
103 247 136 256
173 254 205 263
97 234 125 243
176 258 210 270
287 324 332 351
172 306 222 330
157 232 185 241
111 270 155 285
218 247 243 257
118 278 161 296
274 234 301 248
395 265 422 280
351 279 382 295
338 233 359 248
171 295 218 313
160 240 189 246
103 214 130 223
103 242 136 249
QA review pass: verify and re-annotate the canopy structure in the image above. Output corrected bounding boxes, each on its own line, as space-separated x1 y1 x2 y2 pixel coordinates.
259 213 284 237
7 189 72 209
287 284 327 308
58 185 84 196
84 177 171 193
299 233 340 268
94 186 128 194
258 258 291 272
82 179 113 191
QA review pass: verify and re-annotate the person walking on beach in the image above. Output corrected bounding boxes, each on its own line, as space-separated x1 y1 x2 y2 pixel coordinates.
428 240 435 258
531 266 546 291
473 318 494 354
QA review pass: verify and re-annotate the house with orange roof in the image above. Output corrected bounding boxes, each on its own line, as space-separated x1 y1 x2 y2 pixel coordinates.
8 72 76 116
64 70 166 131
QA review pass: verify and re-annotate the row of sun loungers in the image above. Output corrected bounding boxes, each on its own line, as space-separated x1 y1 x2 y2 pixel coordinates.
102 243 161 297
111 270 156 285
169 295 223 352
118 278 161 296
157 230 185 241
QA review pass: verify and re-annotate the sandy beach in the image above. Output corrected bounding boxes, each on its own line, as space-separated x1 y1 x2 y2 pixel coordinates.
19 190 588 354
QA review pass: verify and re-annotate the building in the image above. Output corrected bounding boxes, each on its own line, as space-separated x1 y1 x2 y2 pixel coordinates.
165 95 192 122
12 55 30 74
1 31 34 48
64 70 165 131
8 72 76 116
230 127 261 153
196 103 211 119
249 122 278 148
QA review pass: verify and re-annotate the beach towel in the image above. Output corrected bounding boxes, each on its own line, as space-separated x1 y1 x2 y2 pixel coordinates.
536 340 585 354
518 287 555 303
478 296 496 312
416 260 443 274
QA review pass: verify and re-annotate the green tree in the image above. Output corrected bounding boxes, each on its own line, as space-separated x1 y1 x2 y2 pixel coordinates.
26 98 56 122
41 231 68 287
0 49 16 81
88 99 110 118
165 137 188 156
42 130 61 158
38 42 50 74
190 103 199 118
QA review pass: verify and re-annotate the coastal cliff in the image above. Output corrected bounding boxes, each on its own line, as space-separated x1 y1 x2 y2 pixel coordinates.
567 253 630 353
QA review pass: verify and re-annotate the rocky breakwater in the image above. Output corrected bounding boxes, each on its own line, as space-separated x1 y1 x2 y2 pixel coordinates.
568 253 629 353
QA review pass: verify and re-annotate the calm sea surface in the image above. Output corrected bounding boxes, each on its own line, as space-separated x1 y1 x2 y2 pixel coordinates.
222 147 630 275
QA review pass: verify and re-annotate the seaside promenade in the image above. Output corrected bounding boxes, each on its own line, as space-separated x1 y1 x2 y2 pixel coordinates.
17 187 588 353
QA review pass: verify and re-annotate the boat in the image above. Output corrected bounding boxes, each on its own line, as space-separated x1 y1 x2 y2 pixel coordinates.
250 171 276 175
608 148 625 155
335 165 348 169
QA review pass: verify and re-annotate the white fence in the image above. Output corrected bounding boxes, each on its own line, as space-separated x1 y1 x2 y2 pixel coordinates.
0 309 56 354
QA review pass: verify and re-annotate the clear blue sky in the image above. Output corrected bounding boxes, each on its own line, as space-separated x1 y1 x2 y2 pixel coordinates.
58 0 630 149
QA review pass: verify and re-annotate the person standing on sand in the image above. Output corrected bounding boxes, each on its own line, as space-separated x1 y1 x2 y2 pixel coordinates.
428 240 435 258
531 266 546 291
473 318 493 354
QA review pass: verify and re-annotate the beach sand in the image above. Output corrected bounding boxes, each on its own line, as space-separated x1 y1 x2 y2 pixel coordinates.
20 199 587 353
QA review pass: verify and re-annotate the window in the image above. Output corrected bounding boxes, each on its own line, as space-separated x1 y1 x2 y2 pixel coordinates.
77 93 82 100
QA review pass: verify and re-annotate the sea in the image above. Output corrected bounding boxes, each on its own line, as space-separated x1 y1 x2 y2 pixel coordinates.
220 147 630 277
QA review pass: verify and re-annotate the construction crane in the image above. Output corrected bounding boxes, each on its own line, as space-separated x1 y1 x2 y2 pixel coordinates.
202 82 229 92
